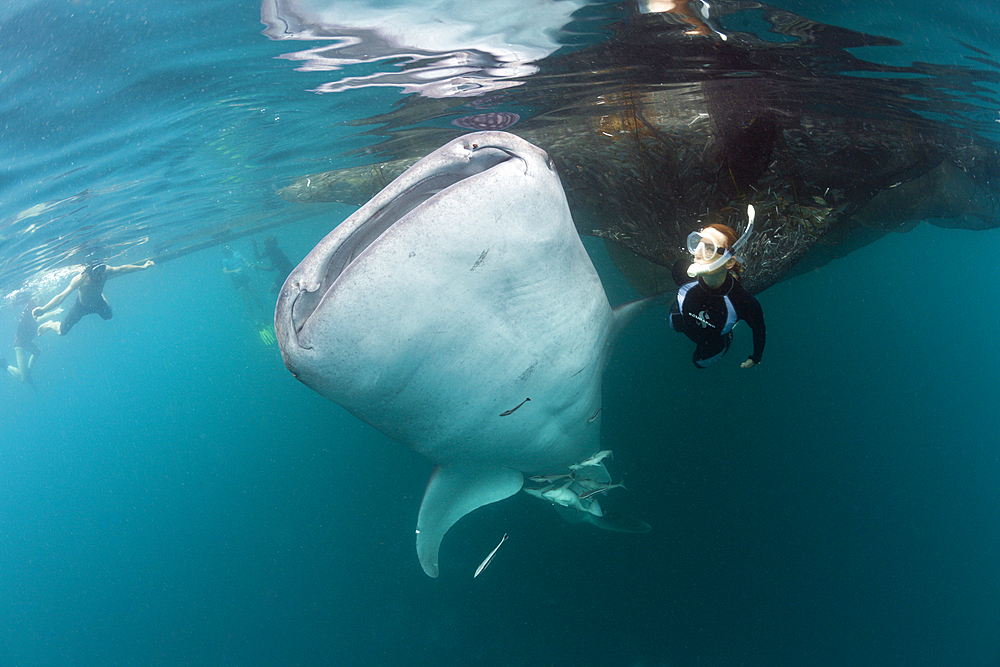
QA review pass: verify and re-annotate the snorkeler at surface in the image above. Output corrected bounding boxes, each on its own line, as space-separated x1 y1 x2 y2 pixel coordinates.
33 260 155 336
669 205 765 368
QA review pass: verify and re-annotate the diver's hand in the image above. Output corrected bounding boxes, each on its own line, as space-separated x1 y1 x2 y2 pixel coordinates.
740 358 757 369
32 307 44 318
143 260 155 269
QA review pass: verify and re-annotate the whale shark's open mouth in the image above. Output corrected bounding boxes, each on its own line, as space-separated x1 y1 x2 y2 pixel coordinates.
288 145 523 340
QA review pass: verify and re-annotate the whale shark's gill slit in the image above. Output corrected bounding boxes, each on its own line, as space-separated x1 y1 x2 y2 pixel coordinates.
473 145 529 174
290 290 319 340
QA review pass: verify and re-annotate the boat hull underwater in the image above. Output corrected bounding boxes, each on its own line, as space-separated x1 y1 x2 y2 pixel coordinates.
274 7 1000 296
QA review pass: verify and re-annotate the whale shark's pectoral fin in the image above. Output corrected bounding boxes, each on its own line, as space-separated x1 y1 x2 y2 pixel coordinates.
610 293 662 342
416 464 525 578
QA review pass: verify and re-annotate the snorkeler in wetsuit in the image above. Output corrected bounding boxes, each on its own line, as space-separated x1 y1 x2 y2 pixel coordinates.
669 205 765 368
253 235 294 294
34 260 155 336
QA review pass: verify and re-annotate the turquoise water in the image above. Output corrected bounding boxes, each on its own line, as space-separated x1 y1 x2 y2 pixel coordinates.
2 2 1000 666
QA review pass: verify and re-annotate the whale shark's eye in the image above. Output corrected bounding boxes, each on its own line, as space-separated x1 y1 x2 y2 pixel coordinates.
471 143 478 149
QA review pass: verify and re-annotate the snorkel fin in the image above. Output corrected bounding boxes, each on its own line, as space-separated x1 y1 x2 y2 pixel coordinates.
686 205 755 278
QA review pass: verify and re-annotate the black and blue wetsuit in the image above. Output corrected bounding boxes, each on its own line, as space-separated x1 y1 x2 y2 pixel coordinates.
669 261 765 368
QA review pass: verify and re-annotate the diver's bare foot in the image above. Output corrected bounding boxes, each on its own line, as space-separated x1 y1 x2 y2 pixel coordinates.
37 321 60 336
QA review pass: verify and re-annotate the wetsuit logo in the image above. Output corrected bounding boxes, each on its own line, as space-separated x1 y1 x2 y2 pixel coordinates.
689 310 715 329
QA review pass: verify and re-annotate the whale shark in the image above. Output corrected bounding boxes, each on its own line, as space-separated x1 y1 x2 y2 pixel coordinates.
274 131 652 577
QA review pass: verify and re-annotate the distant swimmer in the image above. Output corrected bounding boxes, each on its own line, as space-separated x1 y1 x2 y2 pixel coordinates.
253 235 294 294
34 260 154 337
669 205 765 369
221 245 269 332
3 298 60 383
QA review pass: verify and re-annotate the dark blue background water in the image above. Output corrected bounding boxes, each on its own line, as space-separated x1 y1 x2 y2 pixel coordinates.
2 2 999 666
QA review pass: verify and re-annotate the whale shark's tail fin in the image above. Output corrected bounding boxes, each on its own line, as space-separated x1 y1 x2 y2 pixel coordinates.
416 464 524 578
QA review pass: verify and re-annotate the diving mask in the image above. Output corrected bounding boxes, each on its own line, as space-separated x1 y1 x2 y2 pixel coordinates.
686 205 755 278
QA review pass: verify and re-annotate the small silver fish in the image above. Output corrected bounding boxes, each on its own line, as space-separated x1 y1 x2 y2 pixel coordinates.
578 481 626 500
528 473 574 484
523 482 603 517
474 533 508 578
568 450 613 470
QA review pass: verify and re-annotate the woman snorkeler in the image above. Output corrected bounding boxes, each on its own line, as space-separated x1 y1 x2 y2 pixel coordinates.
669 205 765 369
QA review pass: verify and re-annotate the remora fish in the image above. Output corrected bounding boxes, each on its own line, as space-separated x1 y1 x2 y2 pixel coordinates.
474 533 508 578
569 450 613 470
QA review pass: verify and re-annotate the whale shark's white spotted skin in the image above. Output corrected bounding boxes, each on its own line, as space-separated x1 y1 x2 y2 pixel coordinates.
275 131 651 577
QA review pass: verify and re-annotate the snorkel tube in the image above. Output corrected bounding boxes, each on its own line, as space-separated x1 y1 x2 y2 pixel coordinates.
687 205 755 278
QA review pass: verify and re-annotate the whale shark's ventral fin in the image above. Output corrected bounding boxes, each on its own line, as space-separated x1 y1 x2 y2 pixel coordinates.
610 294 661 343
553 504 652 533
416 464 525 577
